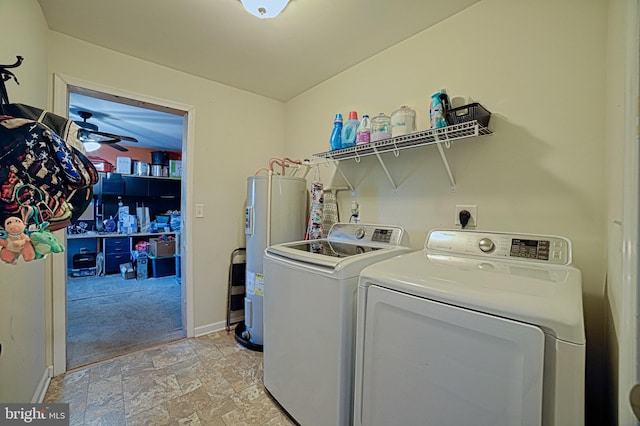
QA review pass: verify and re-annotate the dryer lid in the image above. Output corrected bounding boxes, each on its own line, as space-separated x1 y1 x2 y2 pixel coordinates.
359 249 586 344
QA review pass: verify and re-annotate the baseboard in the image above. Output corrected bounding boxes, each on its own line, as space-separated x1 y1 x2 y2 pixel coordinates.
31 366 52 403
194 320 227 337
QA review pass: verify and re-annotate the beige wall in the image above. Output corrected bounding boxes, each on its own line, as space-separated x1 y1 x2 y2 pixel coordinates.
2 0 616 416
285 0 608 419
46 32 286 330
0 0 49 402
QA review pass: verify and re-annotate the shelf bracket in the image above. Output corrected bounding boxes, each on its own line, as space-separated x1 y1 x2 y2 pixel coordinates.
435 141 456 192
372 146 398 190
332 161 355 192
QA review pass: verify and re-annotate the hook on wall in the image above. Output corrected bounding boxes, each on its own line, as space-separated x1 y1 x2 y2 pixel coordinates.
0 55 24 113
0 56 24 70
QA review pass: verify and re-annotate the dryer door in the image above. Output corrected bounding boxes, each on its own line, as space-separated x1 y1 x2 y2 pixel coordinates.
355 285 545 426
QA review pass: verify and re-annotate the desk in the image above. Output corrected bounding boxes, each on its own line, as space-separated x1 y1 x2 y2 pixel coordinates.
67 232 179 275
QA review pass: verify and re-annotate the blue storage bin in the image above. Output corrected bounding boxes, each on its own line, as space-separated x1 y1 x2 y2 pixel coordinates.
148 254 175 277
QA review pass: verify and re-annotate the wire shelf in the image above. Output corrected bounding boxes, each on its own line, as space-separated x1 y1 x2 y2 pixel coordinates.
311 120 493 192
312 120 492 161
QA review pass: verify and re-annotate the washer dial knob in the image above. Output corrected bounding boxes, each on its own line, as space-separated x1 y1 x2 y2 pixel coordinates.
478 238 495 253
355 228 365 239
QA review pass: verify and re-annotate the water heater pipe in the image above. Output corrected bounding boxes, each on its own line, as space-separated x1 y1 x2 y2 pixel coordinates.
266 169 273 247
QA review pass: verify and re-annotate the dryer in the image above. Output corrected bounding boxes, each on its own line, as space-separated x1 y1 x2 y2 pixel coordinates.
263 223 412 426
353 229 585 426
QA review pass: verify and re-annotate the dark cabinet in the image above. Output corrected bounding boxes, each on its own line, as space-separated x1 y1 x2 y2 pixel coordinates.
93 173 125 195
93 173 180 198
123 176 149 197
104 237 131 274
148 178 180 198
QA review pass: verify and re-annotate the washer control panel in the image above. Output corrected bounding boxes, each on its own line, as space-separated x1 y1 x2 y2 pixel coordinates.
327 223 408 247
426 229 571 265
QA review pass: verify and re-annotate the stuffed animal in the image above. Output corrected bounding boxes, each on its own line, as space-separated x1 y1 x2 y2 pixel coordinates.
30 229 65 259
0 216 36 264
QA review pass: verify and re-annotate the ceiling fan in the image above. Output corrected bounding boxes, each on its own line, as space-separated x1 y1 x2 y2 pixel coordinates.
74 110 138 152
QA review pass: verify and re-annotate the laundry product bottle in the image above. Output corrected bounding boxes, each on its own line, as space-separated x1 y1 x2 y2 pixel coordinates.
356 114 371 144
117 196 124 233
430 89 450 129
329 113 343 150
341 111 359 148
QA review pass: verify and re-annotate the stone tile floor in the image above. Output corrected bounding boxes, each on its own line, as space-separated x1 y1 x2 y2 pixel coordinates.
44 330 296 425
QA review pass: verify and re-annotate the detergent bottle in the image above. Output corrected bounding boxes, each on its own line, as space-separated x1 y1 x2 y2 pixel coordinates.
341 111 360 148
430 89 450 129
329 113 343 150
356 114 371 144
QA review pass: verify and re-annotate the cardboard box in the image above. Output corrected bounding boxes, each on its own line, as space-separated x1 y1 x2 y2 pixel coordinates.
120 262 135 280
149 238 175 257
169 160 182 178
116 156 132 174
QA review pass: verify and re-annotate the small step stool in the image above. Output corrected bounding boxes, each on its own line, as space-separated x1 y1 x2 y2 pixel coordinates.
226 248 246 332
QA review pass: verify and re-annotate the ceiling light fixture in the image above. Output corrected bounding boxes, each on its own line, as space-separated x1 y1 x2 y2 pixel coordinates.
240 0 289 18
83 141 101 152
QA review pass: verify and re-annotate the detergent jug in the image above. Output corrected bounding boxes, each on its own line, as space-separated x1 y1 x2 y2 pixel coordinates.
429 89 450 129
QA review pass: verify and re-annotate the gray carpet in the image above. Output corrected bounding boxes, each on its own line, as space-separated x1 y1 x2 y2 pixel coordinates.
66 273 185 370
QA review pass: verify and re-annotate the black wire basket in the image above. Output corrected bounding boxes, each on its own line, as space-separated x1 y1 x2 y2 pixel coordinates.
445 102 491 127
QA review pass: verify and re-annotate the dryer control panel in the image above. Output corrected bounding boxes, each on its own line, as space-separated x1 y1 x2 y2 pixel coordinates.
426 230 572 265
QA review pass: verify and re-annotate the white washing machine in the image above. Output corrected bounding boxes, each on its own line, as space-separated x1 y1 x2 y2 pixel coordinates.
353 229 586 426
263 223 412 426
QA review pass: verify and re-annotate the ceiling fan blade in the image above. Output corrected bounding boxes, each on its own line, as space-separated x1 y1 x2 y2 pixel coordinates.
91 130 138 143
78 128 120 144
107 143 129 152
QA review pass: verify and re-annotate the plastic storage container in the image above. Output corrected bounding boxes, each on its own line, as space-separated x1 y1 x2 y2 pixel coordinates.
371 113 391 142
391 106 416 137
445 103 491 127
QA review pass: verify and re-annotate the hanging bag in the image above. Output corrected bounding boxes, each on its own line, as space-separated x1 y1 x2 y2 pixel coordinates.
0 115 99 230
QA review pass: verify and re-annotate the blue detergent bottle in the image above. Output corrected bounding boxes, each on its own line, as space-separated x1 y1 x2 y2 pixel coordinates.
330 113 343 150
430 89 450 128
341 111 360 148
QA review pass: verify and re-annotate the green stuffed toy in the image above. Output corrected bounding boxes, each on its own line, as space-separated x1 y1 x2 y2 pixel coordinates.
29 228 65 259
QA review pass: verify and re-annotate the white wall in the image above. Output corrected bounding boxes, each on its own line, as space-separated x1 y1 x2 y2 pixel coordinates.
0 0 49 402
285 0 608 420
46 32 286 331
605 0 636 423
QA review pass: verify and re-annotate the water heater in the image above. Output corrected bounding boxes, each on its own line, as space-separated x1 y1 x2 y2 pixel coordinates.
243 175 307 348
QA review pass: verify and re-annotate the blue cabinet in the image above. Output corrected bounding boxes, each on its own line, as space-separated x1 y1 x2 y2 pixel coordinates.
104 237 131 274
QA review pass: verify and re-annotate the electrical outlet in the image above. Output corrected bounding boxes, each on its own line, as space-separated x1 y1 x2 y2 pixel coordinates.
351 201 360 223
455 204 477 227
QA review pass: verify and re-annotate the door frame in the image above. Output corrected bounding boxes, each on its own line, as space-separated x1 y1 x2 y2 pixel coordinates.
620 0 640 422
50 73 196 375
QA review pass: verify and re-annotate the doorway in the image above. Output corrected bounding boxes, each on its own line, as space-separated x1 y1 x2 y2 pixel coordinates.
51 73 195 375
67 88 185 369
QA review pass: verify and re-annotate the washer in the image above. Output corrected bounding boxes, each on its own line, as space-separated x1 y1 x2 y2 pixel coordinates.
353 229 586 426
263 223 412 426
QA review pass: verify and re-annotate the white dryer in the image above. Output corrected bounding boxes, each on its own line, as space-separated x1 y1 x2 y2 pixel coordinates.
263 223 412 426
353 229 586 426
